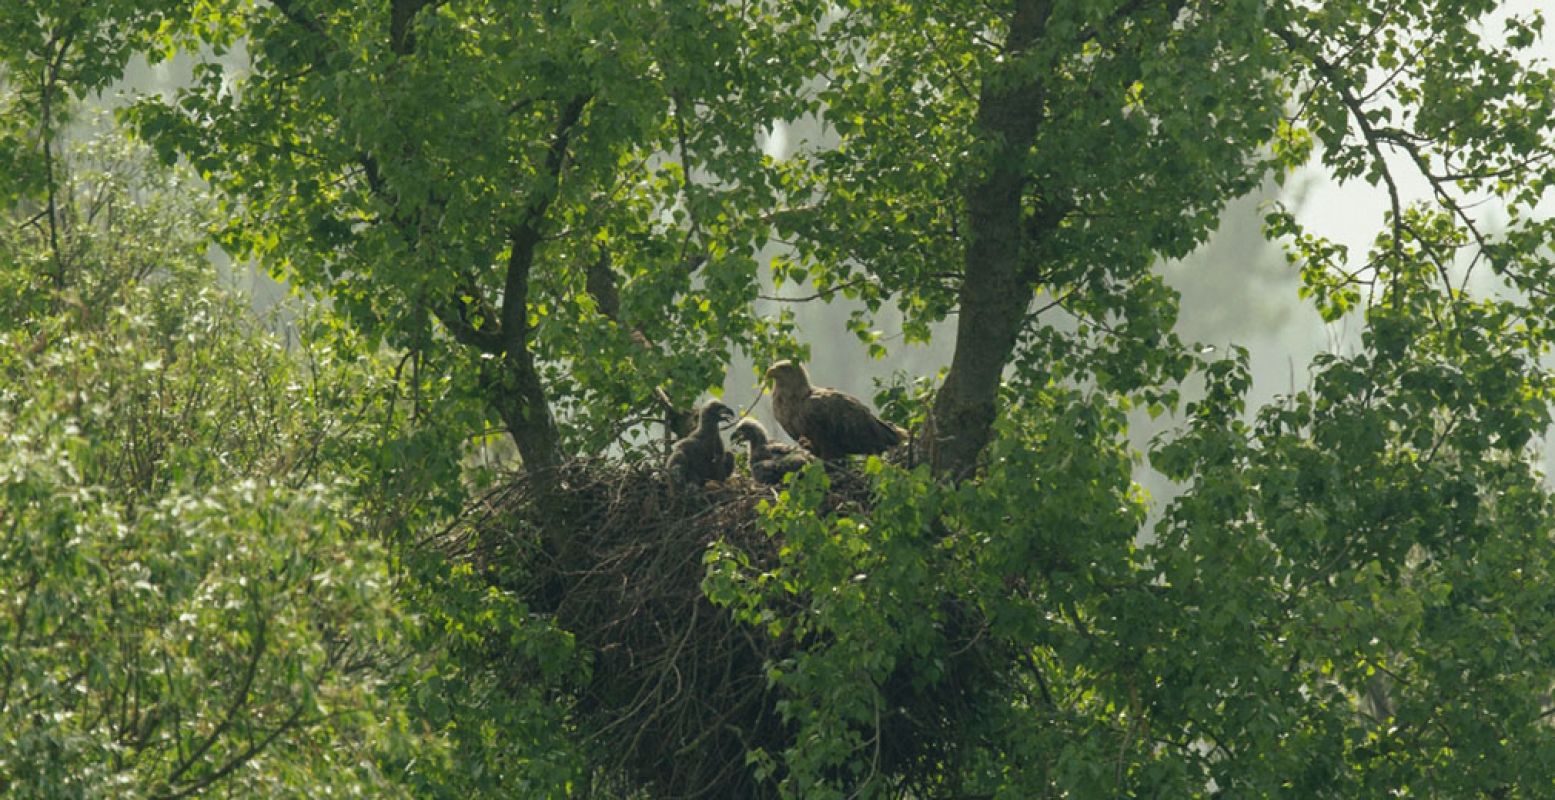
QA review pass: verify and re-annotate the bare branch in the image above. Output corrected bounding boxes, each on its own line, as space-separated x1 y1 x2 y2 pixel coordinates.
759 275 880 303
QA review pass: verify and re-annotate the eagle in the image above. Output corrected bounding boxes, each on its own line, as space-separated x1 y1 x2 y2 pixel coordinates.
765 360 905 460
730 419 814 485
666 401 736 485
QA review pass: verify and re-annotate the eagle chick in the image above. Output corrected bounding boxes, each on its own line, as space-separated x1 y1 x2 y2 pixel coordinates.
730 419 814 485
666 401 736 485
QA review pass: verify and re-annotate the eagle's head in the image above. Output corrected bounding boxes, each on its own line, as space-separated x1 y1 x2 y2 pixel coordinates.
729 419 769 446
699 400 737 427
764 360 811 394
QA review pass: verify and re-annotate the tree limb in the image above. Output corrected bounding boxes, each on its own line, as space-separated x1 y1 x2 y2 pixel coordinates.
390 0 448 56
160 595 267 791
267 0 326 37
1272 27 1407 276
484 94 591 471
500 94 589 356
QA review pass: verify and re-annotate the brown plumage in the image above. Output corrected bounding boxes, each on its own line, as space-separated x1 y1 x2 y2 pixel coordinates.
666 401 736 484
730 419 814 485
765 360 904 460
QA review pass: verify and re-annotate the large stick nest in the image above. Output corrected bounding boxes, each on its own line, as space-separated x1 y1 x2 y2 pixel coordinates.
437 458 999 798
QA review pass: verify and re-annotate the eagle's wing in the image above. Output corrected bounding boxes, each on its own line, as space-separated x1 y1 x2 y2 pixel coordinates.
802 388 904 458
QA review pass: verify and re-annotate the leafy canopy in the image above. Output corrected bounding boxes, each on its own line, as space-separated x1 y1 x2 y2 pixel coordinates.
4 0 1554 796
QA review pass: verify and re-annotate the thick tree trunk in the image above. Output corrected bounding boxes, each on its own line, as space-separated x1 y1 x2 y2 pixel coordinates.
928 0 1053 480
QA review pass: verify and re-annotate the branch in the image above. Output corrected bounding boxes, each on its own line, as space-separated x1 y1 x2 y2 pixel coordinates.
357 153 509 352
0 573 40 715
653 387 694 439
432 299 504 353
499 94 590 355
390 0 449 56
39 21 80 289
267 0 326 37
584 248 621 320
758 275 880 303
1273 27 1407 282
157 699 312 800
160 596 267 791
582 247 697 437
355 153 386 197
1358 36 1428 104
1021 197 1074 281
1277 24 1534 306
671 94 702 264
1373 126 1493 260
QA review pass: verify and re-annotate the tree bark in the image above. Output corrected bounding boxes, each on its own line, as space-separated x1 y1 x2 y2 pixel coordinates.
928 0 1054 480
491 222 564 473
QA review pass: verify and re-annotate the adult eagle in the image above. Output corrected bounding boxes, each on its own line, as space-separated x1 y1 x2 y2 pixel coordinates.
730 419 814 485
666 401 736 485
765 360 904 460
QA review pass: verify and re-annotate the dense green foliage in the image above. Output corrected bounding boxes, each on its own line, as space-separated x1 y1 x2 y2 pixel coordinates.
3 0 1555 797
0 137 411 797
